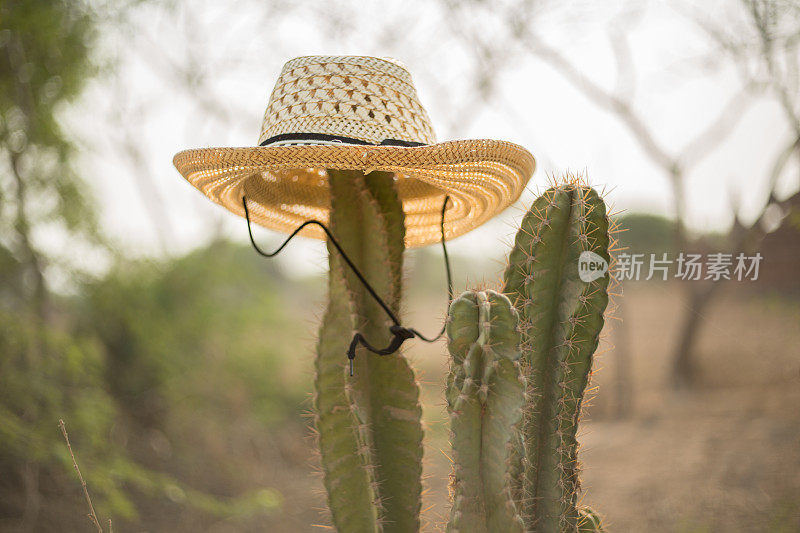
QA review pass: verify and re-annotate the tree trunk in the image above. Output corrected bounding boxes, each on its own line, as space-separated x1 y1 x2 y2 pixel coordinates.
613 286 633 417
670 282 721 389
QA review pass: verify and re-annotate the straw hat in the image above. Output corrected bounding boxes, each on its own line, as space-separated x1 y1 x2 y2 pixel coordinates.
173 55 535 247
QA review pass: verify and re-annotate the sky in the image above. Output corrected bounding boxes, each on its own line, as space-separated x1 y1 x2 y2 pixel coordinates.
60 0 799 278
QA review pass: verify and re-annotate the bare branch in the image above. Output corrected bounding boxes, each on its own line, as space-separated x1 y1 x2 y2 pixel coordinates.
522 32 675 171
59 419 104 533
608 4 646 99
732 135 800 246
439 0 520 134
766 136 800 196
609 26 636 100
679 84 756 168
744 0 800 133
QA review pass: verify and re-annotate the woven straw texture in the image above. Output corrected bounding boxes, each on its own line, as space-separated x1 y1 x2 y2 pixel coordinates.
259 55 437 146
173 55 536 247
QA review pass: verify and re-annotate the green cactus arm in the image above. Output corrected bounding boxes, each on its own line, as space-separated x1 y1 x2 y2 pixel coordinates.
314 254 381 532
323 169 423 532
503 181 611 531
446 293 481 367
446 290 525 533
447 342 486 533
362 173 405 302
483 355 526 531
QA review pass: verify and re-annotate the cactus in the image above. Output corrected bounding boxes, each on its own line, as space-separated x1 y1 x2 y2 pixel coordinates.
445 290 526 533
314 170 423 532
312 171 610 532
502 177 611 531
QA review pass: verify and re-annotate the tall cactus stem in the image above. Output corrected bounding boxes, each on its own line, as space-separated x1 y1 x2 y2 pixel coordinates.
314 170 423 532
445 290 526 533
503 177 611 532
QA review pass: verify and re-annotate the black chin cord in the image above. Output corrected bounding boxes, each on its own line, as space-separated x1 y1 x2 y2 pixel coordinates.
242 195 453 376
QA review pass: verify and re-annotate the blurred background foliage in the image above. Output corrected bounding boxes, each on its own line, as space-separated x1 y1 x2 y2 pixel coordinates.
1 0 799 531
1 236 314 530
1 4 311 527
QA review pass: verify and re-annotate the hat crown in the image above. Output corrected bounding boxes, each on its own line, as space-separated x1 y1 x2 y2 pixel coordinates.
259 56 437 146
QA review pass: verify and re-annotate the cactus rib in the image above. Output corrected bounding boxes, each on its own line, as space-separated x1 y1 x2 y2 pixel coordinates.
503 179 611 531
446 290 526 533
315 254 380 531
314 169 423 532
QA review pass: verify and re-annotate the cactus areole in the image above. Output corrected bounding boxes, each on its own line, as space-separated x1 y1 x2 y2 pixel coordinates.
173 56 534 531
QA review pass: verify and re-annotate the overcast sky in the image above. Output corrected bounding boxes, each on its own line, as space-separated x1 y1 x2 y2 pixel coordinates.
61 0 799 277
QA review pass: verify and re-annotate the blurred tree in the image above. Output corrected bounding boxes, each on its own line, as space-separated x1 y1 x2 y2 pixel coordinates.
668 0 800 386
0 2 109 530
441 0 800 388
0 0 101 320
0 3 290 530
72 1 800 395
753 191 800 293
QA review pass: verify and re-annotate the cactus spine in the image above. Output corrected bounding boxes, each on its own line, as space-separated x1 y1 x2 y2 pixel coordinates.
578 507 605 532
503 178 611 531
446 290 526 533
314 170 423 532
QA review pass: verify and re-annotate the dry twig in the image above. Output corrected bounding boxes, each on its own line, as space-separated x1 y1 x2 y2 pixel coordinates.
58 419 104 533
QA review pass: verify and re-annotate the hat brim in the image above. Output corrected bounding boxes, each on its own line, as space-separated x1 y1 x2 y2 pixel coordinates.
173 139 535 248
